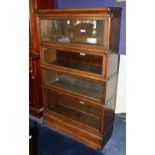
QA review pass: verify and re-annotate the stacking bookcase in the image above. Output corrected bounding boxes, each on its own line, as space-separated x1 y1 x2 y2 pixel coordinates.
37 7 122 149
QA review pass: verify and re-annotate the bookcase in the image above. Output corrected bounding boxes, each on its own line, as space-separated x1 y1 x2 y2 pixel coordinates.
37 7 122 149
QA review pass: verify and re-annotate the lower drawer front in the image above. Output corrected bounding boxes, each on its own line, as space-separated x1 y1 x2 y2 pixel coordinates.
44 88 102 134
44 113 102 149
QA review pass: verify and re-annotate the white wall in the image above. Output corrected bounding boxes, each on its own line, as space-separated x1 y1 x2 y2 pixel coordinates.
115 55 126 113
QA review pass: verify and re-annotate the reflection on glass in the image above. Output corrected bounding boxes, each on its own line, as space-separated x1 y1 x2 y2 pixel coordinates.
40 19 104 46
43 48 103 74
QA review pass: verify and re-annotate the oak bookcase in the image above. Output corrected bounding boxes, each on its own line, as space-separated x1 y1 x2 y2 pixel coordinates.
37 7 122 149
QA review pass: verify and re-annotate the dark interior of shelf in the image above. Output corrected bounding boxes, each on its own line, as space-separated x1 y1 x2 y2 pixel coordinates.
49 103 99 129
53 50 102 74
44 49 102 74
47 92 100 130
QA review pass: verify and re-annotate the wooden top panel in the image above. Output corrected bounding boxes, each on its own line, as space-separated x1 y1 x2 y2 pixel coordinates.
36 7 122 17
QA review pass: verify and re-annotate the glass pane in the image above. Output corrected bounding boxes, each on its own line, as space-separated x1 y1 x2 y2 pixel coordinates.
43 48 103 74
40 19 104 46
47 91 100 129
43 70 102 100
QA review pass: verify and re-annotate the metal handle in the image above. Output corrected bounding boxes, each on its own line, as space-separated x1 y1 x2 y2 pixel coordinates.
80 53 85 56
79 101 85 104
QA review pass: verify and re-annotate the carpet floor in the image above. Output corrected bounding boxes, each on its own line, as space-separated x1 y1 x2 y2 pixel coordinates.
29 113 126 155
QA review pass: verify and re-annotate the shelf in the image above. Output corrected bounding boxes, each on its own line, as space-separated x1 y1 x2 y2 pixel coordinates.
46 91 100 130
50 80 101 100
50 103 99 129
43 48 103 75
39 19 104 47
43 69 103 101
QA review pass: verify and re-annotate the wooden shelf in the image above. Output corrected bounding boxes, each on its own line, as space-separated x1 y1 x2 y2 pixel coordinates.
49 80 101 100
49 103 99 130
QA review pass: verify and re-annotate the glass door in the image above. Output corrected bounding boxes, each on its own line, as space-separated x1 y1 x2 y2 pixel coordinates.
46 90 100 130
39 18 104 47
42 47 104 75
42 69 104 101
